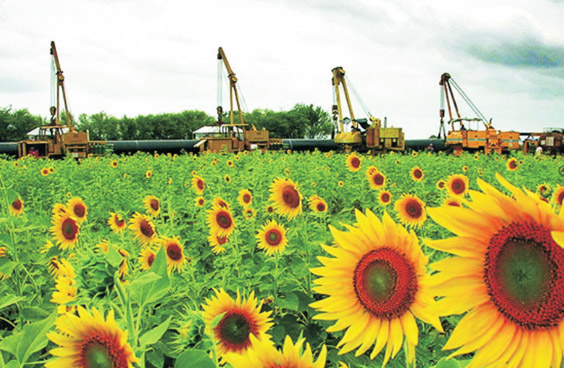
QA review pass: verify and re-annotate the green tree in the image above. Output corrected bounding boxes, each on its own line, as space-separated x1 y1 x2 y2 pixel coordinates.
291 104 333 139
0 106 45 142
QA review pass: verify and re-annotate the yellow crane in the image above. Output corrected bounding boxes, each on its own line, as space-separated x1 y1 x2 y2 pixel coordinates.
331 66 404 153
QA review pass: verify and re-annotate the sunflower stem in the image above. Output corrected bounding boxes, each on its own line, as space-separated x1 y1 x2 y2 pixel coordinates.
274 253 279 299
404 339 416 368
115 279 137 348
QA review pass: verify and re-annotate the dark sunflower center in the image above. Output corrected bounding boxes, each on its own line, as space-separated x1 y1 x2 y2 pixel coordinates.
558 192 564 206
74 204 86 218
12 199 22 211
217 236 228 245
166 243 182 261
140 220 154 238
316 202 326 212
353 248 418 319
150 199 159 211
381 193 390 203
115 217 125 227
267 206 274 213
485 222 564 329
81 335 129 368
451 179 465 194
216 312 253 347
509 160 517 169
85 343 113 368
62 218 78 240
243 194 251 204
351 157 361 168
197 180 205 190
413 169 422 179
217 212 232 229
373 173 384 186
265 229 282 246
438 181 445 189
147 253 155 267
447 200 461 207
405 200 422 218
282 186 300 208
198 199 205 206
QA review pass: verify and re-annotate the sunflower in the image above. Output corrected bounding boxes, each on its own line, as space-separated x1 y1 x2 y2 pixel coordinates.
66 197 88 223
506 157 518 171
46 307 138 368
51 273 77 307
338 180 344 187
243 207 256 220
536 183 551 196
238 189 253 207
462 165 469 173
436 179 446 190
224 174 232 183
366 165 379 176
143 195 161 217
227 159 234 167
427 174 564 368
192 175 205 194
145 170 153 178
128 212 157 246
310 209 442 365
138 247 156 271
195 196 206 207
9 197 24 216
50 212 80 250
411 150 418 157
256 220 288 255
553 185 564 207
309 195 328 213
442 197 462 207
108 212 126 234
207 206 236 238
346 153 362 172
41 168 49 176
265 204 275 214
269 178 303 220
213 197 230 209
367 170 386 190
110 160 118 168
445 174 469 197
208 233 229 254
225 335 327 368
162 236 186 273
394 194 426 228
378 190 392 206
0 246 6 258
410 166 424 182
201 289 273 357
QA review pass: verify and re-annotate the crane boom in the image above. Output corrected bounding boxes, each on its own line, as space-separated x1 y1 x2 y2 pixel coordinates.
217 47 245 127
331 67 358 132
50 41 74 132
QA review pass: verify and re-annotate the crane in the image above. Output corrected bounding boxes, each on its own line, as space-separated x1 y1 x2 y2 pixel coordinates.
438 72 519 156
331 66 404 153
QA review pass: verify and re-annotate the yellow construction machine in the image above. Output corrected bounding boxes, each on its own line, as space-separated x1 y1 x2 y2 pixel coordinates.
17 41 106 158
195 47 281 153
438 72 519 156
331 66 404 153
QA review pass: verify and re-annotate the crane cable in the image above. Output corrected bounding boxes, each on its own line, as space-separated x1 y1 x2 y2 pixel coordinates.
217 58 223 111
50 56 56 111
449 77 489 127
345 75 372 118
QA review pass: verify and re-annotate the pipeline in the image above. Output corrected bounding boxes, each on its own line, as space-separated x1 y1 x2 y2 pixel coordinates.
0 138 446 156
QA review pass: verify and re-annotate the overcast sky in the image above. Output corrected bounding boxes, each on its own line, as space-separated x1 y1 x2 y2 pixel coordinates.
1 0 563 139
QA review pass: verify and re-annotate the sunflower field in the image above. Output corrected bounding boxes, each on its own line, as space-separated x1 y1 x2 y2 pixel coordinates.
0 149 563 368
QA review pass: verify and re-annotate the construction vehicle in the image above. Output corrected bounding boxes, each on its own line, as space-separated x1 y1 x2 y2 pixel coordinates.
438 72 519 156
17 41 106 158
522 128 564 155
331 66 404 153
194 47 281 153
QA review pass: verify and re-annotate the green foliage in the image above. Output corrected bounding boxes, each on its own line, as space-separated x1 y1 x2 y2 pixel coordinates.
0 107 46 142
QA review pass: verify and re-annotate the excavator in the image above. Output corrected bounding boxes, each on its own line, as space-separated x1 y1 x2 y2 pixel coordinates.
194 47 281 153
17 41 106 158
331 66 404 153
438 72 519 156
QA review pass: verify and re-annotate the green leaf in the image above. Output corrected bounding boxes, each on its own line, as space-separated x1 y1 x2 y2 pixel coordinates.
174 350 216 368
0 234 12 247
21 307 51 322
132 247 170 306
139 316 172 347
278 292 299 311
434 357 461 368
106 244 122 268
0 260 16 280
0 295 23 311
131 271 162 289
147 350 164 368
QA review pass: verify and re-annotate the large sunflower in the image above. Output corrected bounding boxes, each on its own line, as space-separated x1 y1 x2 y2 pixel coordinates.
201 289 273 357
143 195 161 217
225 334 327 368
346 153 362 172
394 194 427 228
46 307 138 368
445 174 469 197
256 220 288 256
67 197 88 223
162 236 186 273
128 212 157 246
310 209 442 365
108 212 127 234
238 189 253 207
9 197 24 216
367 170 386 190
269 178 303 220
427 174 564 368
50 212 80 250
207 206 236 238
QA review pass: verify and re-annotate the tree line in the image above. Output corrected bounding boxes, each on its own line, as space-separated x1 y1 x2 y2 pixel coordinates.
0 104 333 142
